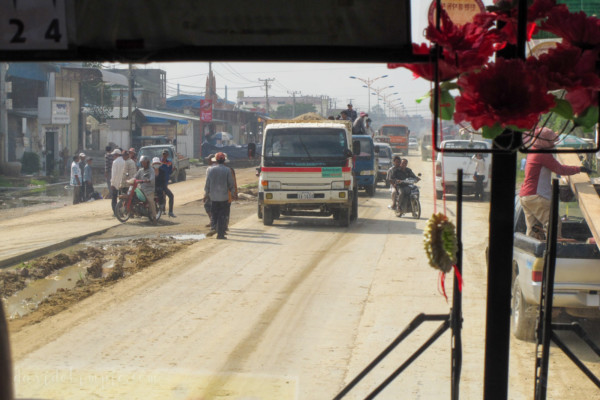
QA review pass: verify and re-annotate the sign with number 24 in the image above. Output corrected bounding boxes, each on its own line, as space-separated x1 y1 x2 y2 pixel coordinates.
1 0 67 50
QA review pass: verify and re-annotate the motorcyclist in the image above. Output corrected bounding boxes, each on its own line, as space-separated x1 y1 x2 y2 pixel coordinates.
134 155 157 223
386 156 419 213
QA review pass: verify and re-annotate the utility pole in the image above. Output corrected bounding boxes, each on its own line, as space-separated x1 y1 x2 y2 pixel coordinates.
259 78 275 115
128 64 133 141
288 90 301 118
0 63 7 164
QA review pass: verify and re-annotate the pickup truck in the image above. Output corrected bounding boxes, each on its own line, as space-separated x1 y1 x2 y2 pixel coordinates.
258 118 358 227
137 144 190 183
435 139 491 200
511 194 600 340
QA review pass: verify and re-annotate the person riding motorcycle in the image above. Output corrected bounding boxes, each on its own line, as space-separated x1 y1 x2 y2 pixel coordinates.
134 155 157 223
386 156 420 213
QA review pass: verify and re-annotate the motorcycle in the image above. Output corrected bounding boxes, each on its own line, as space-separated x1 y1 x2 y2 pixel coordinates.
115 179 163 223
392 176 421 219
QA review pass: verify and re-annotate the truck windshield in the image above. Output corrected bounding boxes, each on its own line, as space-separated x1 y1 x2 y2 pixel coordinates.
381 126 408 136
442 141 489 158
138 148 171 160
356 137 373 159
263 128 348 166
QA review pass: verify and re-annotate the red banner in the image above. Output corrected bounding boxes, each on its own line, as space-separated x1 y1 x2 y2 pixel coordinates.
200 99 213 122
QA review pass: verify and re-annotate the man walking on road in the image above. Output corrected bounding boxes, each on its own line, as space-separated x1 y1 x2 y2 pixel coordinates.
70 155 82 205
104 146 113 195
83 157 94 201
204 152 234 240
110 149 124 213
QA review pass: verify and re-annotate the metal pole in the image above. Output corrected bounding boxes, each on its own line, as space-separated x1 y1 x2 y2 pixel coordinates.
0 63 7 164
452 169 464 400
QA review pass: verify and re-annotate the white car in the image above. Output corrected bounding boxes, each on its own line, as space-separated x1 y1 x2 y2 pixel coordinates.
408 137 418 150
435 140 491 199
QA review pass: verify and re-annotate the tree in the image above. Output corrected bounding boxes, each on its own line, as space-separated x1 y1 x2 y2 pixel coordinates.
81 62 114 123
271 103 317 119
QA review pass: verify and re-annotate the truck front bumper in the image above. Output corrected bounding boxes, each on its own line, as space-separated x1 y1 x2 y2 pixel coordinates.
527 282 600 309
261 190 351 206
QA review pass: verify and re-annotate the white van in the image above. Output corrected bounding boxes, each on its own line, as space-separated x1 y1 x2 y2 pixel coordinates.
435 139 491 199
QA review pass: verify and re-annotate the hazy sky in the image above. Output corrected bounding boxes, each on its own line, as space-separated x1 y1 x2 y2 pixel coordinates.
116 1 493 117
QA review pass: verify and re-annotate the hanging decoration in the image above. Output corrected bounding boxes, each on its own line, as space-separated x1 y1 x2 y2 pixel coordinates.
389 0 600 140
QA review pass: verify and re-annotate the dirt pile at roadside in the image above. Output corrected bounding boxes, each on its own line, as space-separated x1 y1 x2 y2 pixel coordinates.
5 237 196 333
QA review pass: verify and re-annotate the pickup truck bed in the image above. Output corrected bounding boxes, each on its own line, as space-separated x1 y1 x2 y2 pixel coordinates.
511 197 600 340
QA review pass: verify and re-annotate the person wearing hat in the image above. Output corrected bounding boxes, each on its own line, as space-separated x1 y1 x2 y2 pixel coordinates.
83 157 94 201
346 104 357 122
121 150 137 195
158 149 176 217
204 152 234 239
129 148 137 163
153 155 176 218
352 112 367 135
110 148 124 213
223 153 237 231
203 154 215 227
135 156 158 223
70 155 82 205
519 127 590 238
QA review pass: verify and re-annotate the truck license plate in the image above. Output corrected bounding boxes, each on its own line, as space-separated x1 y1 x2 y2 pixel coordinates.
299 192 313 199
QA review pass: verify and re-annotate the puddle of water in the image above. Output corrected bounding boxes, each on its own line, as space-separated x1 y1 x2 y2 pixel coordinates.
5 262 87 319
168 234 206 241
0 182 71 209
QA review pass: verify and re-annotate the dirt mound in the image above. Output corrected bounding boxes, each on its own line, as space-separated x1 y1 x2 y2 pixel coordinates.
293 112 324 120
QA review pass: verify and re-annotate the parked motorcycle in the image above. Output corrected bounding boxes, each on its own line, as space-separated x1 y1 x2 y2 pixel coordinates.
115 179 163 223
392 176 421 219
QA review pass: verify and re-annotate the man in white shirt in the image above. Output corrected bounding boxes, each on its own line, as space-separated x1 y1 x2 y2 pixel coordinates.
110 149 125 213
70 155 82 205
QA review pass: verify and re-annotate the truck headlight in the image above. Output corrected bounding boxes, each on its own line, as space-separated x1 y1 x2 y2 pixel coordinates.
267 181 281 190
331 181 345 190
360 170 375 176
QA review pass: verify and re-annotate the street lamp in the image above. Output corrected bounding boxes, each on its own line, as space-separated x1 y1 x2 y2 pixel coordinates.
349 74 388 114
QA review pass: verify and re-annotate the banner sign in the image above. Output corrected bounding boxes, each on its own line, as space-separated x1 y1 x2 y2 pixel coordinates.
200 100 213 122
428 0 485 26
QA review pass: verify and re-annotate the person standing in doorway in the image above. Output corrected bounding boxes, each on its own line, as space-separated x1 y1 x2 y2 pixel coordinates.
204 152 234 240
71 155 82 205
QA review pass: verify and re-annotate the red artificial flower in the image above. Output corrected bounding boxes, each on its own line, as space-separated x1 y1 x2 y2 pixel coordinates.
542 7 600 49
425 9 500 73
454 58 555 130
388 43 460 82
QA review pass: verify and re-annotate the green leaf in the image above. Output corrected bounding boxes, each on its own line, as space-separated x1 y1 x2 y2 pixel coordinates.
440 81 459 91
416 91 431 104
573 106 599 129
440 90 455 120
481 123 504 139
550 98 574 120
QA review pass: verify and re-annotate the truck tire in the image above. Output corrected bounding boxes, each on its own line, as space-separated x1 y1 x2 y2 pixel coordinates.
338 208 350 227
511 279 537 341
366 184 376 197
178 169 187 181
263 206 274 226
436 191 444 200
350 188 358 221
0 302 13 400
257 203 263 219
171 169 178 183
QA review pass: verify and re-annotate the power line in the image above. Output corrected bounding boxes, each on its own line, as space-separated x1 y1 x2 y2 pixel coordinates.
258 78 275 114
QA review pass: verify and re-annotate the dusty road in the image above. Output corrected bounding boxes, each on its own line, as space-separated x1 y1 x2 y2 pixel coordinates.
7 154 600 399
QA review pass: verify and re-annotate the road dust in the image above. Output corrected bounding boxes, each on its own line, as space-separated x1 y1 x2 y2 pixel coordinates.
4 237 197 333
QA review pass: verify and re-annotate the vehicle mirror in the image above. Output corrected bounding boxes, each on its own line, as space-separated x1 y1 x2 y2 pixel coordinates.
352 140 361 155
344 148 354 158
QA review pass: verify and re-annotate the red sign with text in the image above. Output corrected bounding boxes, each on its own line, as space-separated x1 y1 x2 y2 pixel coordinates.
428 0 485 26
200 100 213 122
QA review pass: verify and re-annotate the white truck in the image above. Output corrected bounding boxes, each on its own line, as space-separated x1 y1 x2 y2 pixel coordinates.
435 139 491 199
257 118 358 227
511 195 600 340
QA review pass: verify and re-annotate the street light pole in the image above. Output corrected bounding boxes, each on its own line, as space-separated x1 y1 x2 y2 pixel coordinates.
349 75 388 114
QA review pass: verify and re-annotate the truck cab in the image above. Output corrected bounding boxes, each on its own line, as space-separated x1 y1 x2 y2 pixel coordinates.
352 135 378 196
258 119 358 227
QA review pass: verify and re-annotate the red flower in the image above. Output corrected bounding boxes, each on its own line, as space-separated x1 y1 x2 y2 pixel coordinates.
528 43 600 115
454 58 555 130
388 43 460 82
425 9 500 73
542 7 600 49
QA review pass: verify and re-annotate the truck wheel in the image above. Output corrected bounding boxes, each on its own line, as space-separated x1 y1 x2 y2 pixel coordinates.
273 207 281 220
257 203 263 219
436 191 444 200
366 184 375 197
351 188 358 221
171 169 178 183
263 206 274 226
511 279 537 341
338 208 350 227
178 169 187 181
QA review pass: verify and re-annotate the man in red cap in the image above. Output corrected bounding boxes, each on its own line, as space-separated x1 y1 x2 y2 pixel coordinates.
204 152 235 239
